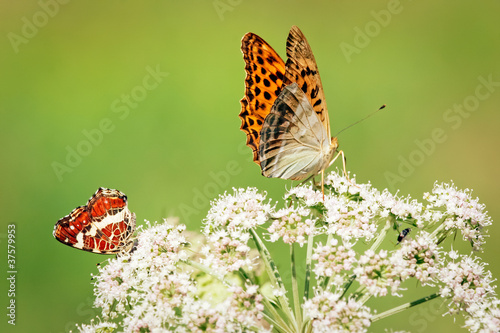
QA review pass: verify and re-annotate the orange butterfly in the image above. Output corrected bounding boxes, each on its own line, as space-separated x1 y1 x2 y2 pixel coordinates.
239 26 344 188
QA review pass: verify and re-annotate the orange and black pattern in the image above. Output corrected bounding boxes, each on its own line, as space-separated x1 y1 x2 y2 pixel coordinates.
239 32 286 165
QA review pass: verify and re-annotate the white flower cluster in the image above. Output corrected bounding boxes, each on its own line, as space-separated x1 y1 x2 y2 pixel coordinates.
183 284 268 333
312 239 356 285
311 233 439 298
391 231 439 285
425 182 491 250
323 175 380 242
268 206 316 246
322 173 427 242
355 249 402 297
439 251 500 332
202 188 271 275
303 291 372 333
92 221 192 331
74 171 497 333
89 220 269 332
74 319 116 333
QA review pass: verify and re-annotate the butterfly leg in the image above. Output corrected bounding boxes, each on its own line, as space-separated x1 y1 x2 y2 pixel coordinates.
321 170 325 201
328 150 358 186
328 150 349 178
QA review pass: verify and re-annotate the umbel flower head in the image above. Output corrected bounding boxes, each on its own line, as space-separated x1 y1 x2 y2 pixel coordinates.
73 171 498 333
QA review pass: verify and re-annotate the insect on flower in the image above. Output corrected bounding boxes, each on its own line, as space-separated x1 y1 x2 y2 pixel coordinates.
397 228 411 244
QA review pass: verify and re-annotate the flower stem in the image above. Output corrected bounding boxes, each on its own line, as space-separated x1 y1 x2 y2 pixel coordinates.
291 244 303 329
261 297 294 333
340 274 356 298
429 219 449 245
371 292 441 322
240 268 296 333
303 234 314 302
250 228 297 331
370 217 393 253
183 259 227 284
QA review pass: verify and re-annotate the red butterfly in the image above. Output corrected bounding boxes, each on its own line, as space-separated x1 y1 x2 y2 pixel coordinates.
53 188 136 254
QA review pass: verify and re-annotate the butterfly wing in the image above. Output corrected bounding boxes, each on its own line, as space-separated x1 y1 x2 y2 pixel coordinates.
259 83 332 180
284 26 330 138
53 206 95 251
53 188 136 254
240 32 286 165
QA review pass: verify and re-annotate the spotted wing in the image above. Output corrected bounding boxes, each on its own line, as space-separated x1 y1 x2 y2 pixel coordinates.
240 32 286 165
53 188 136 254
259 83 331 180
284 26 330 137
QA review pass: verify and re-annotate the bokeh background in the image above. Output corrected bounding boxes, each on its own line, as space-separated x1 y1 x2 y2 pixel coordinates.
1 1 499 332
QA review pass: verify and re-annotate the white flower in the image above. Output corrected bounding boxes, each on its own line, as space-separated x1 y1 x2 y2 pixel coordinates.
72 319 117 333
285 184 323 206
204 187 271 235
202 188 271 274
303 291 372 333
91 219 270 332
463 299 500 333
425 182 491 250
74 173 497 332
439 252 498 321
323 194 379 242
391 231 439 285
312 239 356 282
268 206 316 246
354 249 401 297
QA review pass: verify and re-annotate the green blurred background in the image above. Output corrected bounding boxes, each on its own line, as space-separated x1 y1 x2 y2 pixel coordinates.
1 1 499 332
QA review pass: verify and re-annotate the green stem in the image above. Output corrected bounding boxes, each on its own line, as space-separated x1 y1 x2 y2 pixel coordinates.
326 233 333 245
303 234 314 301
319 234 334 291
371 292 441 322
261 297 294 333
184 259 228 285
358 291 371 305
429 220 450 245
260 314 289 333
369 217 392 253
291 244 303 329
340 274 356 298
249 228 297 331
320 276 330 291
241 267 294 332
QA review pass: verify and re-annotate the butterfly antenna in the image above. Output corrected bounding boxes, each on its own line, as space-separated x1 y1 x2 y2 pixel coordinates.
335 104 386 137
96 259 108 267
